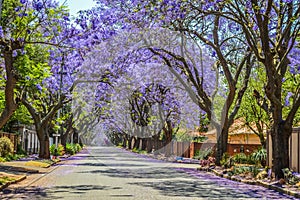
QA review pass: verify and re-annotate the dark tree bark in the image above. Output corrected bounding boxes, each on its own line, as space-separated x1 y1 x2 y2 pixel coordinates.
61 115 74 147
36 127 50 159
162 121 173 157
152 134 160 152
146 138 152 153
141 138 147 150
0 42 23 129
122 134 128 148
134 137 141 149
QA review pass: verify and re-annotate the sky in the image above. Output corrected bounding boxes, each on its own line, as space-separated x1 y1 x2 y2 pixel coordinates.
57 0 96 16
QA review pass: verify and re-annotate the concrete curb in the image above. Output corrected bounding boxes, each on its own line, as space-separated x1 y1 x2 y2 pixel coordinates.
0 158 62 191
197 167 300 198
0 175 27 191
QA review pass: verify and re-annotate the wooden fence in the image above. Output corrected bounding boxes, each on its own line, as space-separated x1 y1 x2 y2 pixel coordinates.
267 127 300 173
157 141 261 159
0 132 19 152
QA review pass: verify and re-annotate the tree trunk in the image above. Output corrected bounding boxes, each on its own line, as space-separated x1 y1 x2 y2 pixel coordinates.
271 122 290 179
122 134 128 148
61 116 74 146
128 136 135 150
163 121 173 157
216 127 228 165
152 134 159 152
141 138 147 150
37 128 50 159
134 137 141 149
259 134 266 149
146 138 152 153
0 50 18 129
131 136 137 149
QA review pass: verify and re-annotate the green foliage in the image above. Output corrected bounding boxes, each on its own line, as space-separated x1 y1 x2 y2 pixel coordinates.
220 152 233 168
50 144 64 156
3 153 21 161
65 143 82 155
282 71 300 125
16 144 27 156
174 130 207 142
233 153 256 165
174 130 194 142
65 143 75 155
75 143 82 152
251 148 267 166
1 105 33 133
282 168 300 185
0 137 14 157
0 176 16 185
192 136 207 143
132 147 147 154
232 153 248 164
194 147 213 160
221 152 257 168
233 165 260 177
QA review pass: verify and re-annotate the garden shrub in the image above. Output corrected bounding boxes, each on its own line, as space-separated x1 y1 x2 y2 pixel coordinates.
251 148 267 166
0 137 14 157
256 169 268 180
232 153 248 164
282 168 300 185
194 147 213 160
16 144 27 156
65 143 82 155
50 144 64 156
233 165 260 177
75 143 82 152
232 153 256 165
65 143 76 155
220 152 232 168
199 157 216 167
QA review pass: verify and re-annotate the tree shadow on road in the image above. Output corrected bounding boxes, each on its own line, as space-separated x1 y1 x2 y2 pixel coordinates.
1 184 122 200
78 166 187 179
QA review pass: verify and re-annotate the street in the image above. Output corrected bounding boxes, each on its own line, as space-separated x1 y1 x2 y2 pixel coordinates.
1 146 297 200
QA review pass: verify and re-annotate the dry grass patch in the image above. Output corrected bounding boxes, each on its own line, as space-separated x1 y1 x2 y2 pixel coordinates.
24 160 55 168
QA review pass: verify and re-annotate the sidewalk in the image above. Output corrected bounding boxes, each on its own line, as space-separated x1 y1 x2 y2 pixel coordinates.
0 156 68 191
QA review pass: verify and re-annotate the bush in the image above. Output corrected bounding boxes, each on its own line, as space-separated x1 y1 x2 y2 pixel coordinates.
65 143 82 155
0 137 14 157
232 153 256 165
75 143 82 152
199 156 216 167
220 152 232 168
50 144 64 156
65 143 75 155
194 147 213 160
16 144 27 156
282 168 300 185
233 165 260 177
251 148 267 166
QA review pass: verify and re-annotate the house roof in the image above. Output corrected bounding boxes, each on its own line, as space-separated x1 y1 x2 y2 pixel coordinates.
203 118 267 136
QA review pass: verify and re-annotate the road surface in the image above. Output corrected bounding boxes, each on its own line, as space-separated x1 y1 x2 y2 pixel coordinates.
0 146 297 199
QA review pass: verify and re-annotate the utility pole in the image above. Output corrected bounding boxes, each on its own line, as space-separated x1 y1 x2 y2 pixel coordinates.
55 53 65 149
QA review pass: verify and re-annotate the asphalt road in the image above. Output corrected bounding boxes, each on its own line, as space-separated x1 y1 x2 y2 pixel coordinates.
0 146 297 200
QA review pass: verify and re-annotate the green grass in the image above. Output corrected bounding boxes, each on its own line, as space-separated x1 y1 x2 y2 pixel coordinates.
132 148 147 154
0 176 17 185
